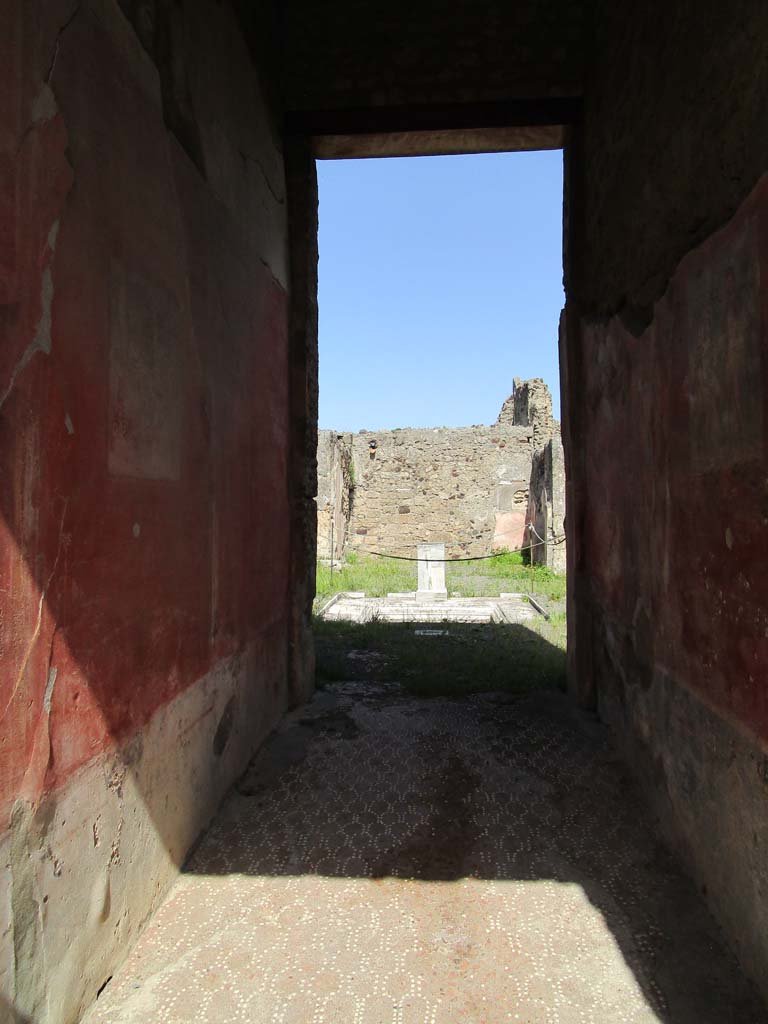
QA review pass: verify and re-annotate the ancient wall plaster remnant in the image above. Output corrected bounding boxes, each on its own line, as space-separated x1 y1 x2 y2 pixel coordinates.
9 800 47 1019
43 668 57 716
46 3 82 85
239 148 286 205
0 500 68 729
0 221 60 414
1 1 78 415
31 84 58 125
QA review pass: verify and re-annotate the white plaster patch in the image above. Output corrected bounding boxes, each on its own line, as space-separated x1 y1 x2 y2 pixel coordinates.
43 667 58 714
32 83 58 124
47 219 60 253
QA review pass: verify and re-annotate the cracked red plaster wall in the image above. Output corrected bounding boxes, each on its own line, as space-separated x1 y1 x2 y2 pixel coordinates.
1 2 291 1019
566 2 768 994
580 177 768 743
572 170 768 1002
1 0 290 822
0 0 77 831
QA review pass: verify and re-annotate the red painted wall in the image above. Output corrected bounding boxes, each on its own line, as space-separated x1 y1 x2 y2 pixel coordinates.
0 1 290 831
579 175 768 743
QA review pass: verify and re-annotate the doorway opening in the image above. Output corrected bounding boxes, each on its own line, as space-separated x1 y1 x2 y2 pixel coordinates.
313 147 567 698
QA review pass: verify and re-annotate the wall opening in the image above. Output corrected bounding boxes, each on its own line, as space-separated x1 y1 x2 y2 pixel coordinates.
311 144 568 698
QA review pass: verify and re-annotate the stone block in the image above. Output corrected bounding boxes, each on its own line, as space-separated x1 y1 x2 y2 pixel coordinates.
417 542 447 599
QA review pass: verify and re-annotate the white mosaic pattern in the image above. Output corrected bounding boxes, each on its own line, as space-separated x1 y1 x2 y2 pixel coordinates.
83 685 765 1024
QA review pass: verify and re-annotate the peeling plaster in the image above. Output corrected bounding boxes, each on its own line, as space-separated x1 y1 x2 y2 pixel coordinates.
43 668 57 716
0 220 60 414
0 500 68 729
46 220 59 253
9 801 47 1020
46 3 82 86
31 84 58 125
1 4 77 418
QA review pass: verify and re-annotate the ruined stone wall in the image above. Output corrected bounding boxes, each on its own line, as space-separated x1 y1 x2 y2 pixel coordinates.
347 422 535 558
316 430 335 559
0 4 293 1022
566 0 768 999
498 376 555 448
528 438 566 574
317 381 565 562
316 430 353 560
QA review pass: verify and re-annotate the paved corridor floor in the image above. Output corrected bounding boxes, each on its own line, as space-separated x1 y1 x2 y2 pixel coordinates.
84 683 766 1024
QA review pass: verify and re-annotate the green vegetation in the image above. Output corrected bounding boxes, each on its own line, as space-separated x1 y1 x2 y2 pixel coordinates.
315 549 566 604
314 616 567 698
315 555 416 600
446 549 566 601
313 549 567 699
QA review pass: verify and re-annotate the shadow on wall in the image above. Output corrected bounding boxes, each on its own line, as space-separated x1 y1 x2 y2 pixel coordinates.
313 618 567 696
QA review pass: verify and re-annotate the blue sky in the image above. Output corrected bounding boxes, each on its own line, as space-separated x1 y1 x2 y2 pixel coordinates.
317 150 564 431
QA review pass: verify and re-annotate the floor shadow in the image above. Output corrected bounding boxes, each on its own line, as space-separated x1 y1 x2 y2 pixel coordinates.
174 643 766 1024
313 617 567 696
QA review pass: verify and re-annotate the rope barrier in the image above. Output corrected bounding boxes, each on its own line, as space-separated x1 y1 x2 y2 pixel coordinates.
363 531 566 563
529 522 567 547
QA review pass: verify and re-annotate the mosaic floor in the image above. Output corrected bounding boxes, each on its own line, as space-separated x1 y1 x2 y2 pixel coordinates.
83 684 765 1024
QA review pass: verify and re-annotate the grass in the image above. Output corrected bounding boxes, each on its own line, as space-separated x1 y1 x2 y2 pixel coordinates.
315 549 566 604
313 548 568 698
446 548 566 600
315 553 416 601
314 616 567 698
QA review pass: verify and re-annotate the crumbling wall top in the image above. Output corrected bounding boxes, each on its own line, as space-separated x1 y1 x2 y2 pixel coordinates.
495 378 555 445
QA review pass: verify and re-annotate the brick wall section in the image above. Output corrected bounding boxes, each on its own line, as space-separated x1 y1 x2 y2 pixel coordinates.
528 438 566 573
348 422 534 558
316 429 353 559
505 377 556 447
317 380 565 562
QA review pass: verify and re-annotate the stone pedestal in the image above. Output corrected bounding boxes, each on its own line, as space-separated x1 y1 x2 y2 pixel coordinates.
417 542 447 600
